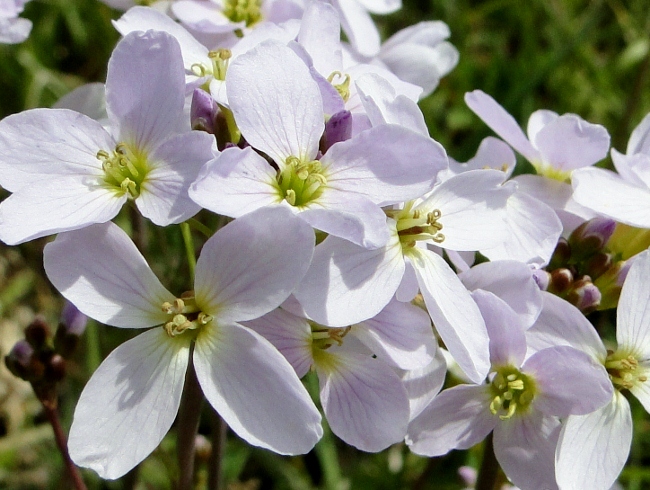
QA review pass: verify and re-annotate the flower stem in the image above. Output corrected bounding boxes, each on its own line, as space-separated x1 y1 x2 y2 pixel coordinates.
177 356 204 490
208 410 227 490
180 222 196 281
41 399 87 490
476 432 499 490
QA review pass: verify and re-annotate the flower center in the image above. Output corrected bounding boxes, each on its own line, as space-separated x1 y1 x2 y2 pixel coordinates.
223 0 262 27
161 292 213 338
605 351 648 391
387 202 445 250
489 366 537 420
276 156 328 207
328 72 351 102
98 143 149 198
534 163 571 183
190 49 232 82
310 323 351 351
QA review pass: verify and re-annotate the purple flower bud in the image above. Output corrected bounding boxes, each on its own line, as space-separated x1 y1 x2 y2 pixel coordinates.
566 278 601 314
5 340 44 381
321 110 352 152
61 301 87 336
568 218 616 259
549 268 573 294
191 88 218 134
583 252 613 281
25 317 50 349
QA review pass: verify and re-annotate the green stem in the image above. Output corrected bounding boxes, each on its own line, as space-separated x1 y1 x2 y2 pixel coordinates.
180 222 196 281
188 218 213 238
476 432 499 490
208 410 227 490
176 355 204 490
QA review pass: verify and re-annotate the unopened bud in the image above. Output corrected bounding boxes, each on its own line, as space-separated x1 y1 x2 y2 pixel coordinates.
548 238 571 270
568 218 616 260
46 354 66 383
25 317 50 349
566 277 601 314
549 268 573 294
583 252 613 281
190 88 218 134
55 302 87 358
5 340 34 380
595 259 632 310
321 110 352 153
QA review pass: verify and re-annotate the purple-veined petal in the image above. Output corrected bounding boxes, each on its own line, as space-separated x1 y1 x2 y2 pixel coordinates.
616 250 650 358
316 350 409 452
493 413 561 490
481 190 562 268
572 167 650 228
297 1 341 77
556 392 632 490
420 170 511 251
459 260 543 329
189 146 280 218
0 177 124 245
53 82 107 124
472 290 527 367
406 384 497 456
332 0 380 57
0 108 112 192
227 41 324 164
295 225 404 327
630 366 650 413
401 347 447 421
195 206 314 323
464 90 540 163
44 222 174 328
113 6 210 72
300 190 390 249
137 131 214 225
523 346 613 417
533 114 610 171
322 124 445 206
69 328 190 479
411 248 490 383
106 31 187 149
526 292 607 361
353 298 436 369
194 321 322 454
241 307 313 378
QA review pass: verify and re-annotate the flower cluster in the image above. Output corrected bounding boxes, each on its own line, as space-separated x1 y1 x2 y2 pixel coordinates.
1 2 649 490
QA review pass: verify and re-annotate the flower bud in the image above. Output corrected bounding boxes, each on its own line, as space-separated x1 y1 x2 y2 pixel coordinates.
45 354 66 383
5 340 35 380
190 88 218 134
321 110 352 153
55 302 87 358
549 268 573 294
548 238 571 270
566 277 601 314
583 252 613 281
595 259 632 310
25 317 50 349
568 218 616 260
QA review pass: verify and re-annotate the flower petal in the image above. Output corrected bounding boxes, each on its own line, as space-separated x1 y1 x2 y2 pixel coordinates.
616 250 650 358
556 392 632 490
401 347 447 421
195 206 314 323
69 329 190 479
194 322 322 454
43 222 174 328
407 384 497 456
317 351 409 452
227 40 324 164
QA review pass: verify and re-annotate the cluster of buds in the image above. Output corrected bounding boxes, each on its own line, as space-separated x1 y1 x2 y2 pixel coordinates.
4 303 87 405
543 218 625 313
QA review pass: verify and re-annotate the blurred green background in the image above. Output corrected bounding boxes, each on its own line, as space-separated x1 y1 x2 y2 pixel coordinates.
1 0 650 488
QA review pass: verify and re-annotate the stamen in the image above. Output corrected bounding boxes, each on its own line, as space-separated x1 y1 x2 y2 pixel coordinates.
489 366 536 420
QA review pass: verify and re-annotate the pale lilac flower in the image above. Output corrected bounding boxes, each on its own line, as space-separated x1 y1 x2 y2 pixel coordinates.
572 112 650 228
407 290 613 490
465 90 610 230
296 169 512 383
43 206 321 479
0 0 32 44
0 30 214 245
244 298 436 451
190 40 445 249
526 250 650 490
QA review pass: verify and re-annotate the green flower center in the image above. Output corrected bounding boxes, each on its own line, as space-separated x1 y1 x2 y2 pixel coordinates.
161 292 213 338
310 322 351 369
98 143 149 199
190 49 232 82
605 351 648 391
387 201 445 251
534 163 571 183
489 366 537 420
276 156 328 207
223 0 262 27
